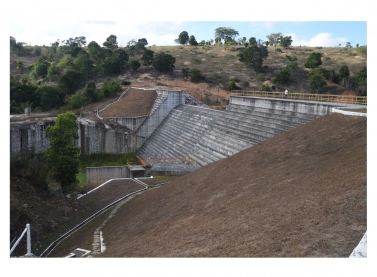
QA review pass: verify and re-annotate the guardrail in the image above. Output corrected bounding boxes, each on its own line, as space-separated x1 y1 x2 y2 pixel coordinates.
230 91 367 105
10 223 33 257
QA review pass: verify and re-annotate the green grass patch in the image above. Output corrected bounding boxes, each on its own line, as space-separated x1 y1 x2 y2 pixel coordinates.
76 172 87 187
79 153 137 170
77 153 138 186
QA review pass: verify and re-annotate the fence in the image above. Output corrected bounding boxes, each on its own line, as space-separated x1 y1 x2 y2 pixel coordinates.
10 223 33 257
230 90 367 105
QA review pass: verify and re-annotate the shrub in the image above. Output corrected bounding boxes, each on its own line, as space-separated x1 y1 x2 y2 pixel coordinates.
257 74 265 82
241 81 249 88
260 84 271 91
121 80 131 86
276 48 282 53
189 69 205 82
228 80 241 91
273 69 290 84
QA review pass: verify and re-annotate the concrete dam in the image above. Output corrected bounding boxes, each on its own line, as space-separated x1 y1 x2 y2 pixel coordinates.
10 87 360 175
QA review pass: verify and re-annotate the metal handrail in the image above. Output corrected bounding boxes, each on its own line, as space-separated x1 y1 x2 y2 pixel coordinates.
230 91 367 105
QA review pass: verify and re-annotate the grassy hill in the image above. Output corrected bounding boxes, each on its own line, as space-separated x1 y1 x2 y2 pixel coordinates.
10 44 367 107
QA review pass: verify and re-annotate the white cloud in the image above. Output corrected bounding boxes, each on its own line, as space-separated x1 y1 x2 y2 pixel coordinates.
10 21 184 47
291 32 348 47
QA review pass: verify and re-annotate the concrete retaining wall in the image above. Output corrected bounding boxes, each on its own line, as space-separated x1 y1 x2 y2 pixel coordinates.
10 118 143 155
10 120 55 154
86 166 130 185
229 96 364 116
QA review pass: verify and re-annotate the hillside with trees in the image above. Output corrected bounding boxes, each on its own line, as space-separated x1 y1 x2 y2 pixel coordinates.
10 29 367 115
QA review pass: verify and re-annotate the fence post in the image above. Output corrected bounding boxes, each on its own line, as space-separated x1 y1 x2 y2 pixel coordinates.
25 223 33 257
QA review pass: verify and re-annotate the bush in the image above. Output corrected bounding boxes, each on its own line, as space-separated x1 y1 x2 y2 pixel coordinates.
256 74 265 82
260 84 271 91
68 94 86 109
276 48 282 53
273 69 290 84
229 77 240 82
121 80 131 86
228 80 241 91
189 69 205 82
241 81 249 88
101 80 122 98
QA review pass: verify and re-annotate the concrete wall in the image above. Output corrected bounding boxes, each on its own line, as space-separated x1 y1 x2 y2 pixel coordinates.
229 96 364 116
10 118 144 155
86 166 130 185
10 120 55 154
78 119 138 154
137 89 188 139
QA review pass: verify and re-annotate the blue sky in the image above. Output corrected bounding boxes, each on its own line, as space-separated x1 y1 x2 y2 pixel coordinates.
10 21 367 48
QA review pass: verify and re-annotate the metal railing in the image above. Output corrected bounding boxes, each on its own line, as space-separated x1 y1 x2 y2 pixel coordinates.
10 223 33 257
230 91 367 105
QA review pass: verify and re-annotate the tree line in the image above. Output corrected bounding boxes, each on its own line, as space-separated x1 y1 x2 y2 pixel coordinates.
10 35 177 113
10 28 367 114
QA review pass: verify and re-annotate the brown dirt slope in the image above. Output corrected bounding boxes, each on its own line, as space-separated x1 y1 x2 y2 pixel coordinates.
100 113 366 257
98 88 157 117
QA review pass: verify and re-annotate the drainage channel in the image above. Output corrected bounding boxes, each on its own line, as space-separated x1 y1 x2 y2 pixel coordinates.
40 178 150 258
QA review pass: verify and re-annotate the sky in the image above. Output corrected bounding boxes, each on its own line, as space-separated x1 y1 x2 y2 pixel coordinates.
9 21 367 48
2 0 376 276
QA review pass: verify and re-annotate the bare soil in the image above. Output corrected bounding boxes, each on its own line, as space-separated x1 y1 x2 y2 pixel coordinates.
98 88 158 117
94 113 367 257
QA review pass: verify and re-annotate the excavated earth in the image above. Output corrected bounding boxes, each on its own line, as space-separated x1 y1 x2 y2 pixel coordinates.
96 113 367 257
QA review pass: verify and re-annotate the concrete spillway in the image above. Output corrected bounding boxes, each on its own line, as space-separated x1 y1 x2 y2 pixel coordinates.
137 96 361 174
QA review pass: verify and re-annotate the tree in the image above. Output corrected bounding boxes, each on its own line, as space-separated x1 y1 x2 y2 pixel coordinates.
47 62 61 81
305 52 322 69
181 68 190 79
58 69 85 95
152 52 176 73
33 46 42 56
356 67 367 95
73 52 94 81
35 63 49 78
214 27 239 44
279 35 292 49
178 31 189 45
45 112 80 189
273 69 290 84
83 82 99 103
16 61 24 73
189 69 205 82
238 43 269 72
188 35 198 46
339 65 350 87
141 49 154 67
138 38 148 47
266 32 282 50
35 85 64 110
103 35 118 49
129 60 141 71
100 49 128 76
309 72 327 94
100 79 121 98
87 41 104 62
